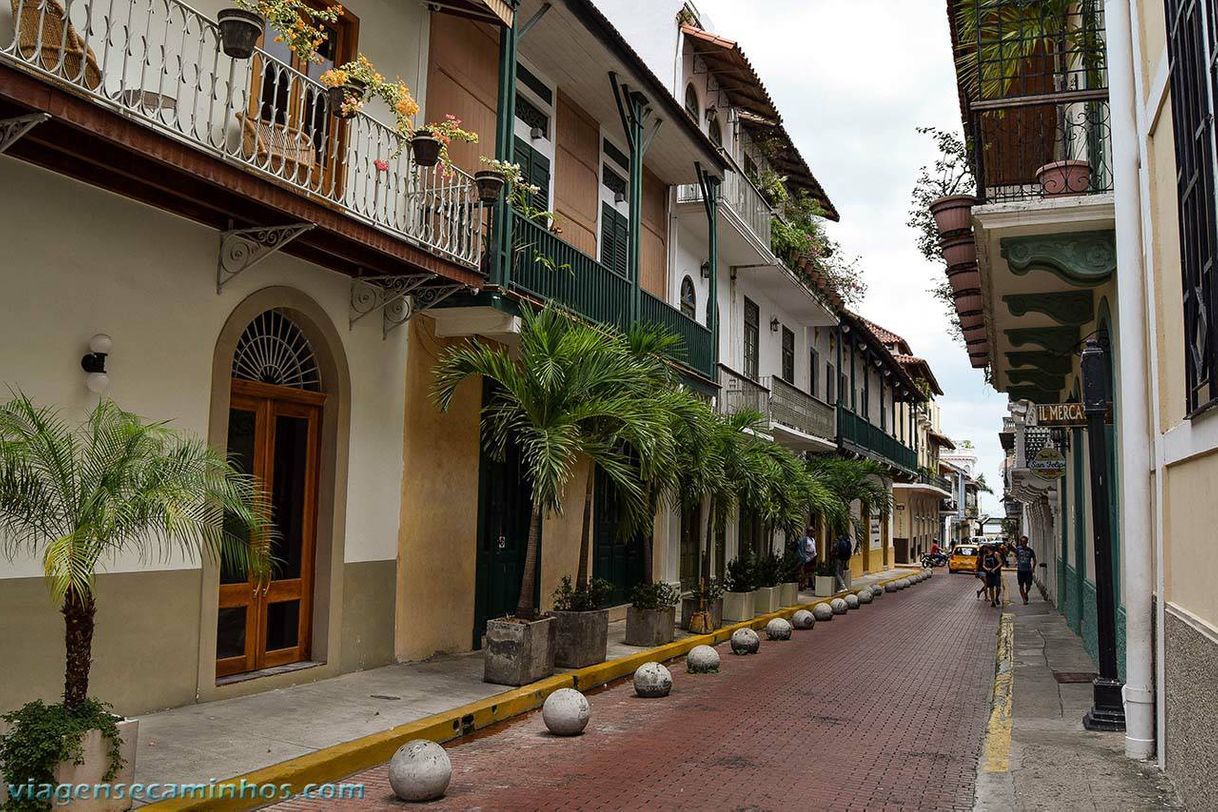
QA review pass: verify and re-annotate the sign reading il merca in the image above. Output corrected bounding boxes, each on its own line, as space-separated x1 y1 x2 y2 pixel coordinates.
1035 402 1087 426
1028 447 1067 480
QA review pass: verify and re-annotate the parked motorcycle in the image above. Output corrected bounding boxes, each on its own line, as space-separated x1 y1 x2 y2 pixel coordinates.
920 552 948 568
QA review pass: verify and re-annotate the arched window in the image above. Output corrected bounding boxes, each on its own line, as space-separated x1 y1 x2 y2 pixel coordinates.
680 275 697 320
707 113 722 147
232 309 322 391
684 83 699 123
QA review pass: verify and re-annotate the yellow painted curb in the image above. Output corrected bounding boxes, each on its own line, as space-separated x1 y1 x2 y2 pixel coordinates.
147 574 911 811
982 608 1015 773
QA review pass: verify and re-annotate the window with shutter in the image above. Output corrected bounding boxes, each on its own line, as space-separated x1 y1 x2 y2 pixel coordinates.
781 326 795 384
513 137 551 217
1166 0 1218 414
601 203 629 277
744 298 760 381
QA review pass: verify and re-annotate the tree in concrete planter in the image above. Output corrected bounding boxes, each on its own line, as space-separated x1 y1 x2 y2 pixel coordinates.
806 456 893 566
0 395 269 803
432 305 668 683
625 582 680 647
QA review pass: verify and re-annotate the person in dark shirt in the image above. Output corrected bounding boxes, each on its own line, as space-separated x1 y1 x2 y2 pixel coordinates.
981 545 1003 607
1014 535 1037 605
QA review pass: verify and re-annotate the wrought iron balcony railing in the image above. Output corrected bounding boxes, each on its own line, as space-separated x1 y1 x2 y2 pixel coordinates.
678 167 773 250
954 0 1111 203
916 470 953 493
837 406 919 473
2 0 483 267
764 376 836 442
716 365 770 420
512 216 715 378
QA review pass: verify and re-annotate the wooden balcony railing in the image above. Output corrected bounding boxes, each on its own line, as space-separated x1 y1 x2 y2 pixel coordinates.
716 365 769 419
764 376 836 442
1 0 483 267
837 406 918 473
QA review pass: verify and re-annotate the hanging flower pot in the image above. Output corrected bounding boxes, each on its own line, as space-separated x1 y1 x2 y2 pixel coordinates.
962 323 987 343
939 230 978 268
326 79 366 119
959 311 985 331
474 170 506 205
1037 160 1091 197
952 288 984 316
216 9 263 59
969 347 990 369
947 262 981 295
928 194 977 235
411 131 443 168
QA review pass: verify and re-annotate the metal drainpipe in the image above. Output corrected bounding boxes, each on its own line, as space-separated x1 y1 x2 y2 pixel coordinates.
1104 0 1156 760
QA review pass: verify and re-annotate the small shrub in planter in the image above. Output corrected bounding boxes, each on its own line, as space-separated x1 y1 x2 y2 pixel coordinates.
680 578 724 634
779 547 802 606
723 553 756 622
813 559 838 596
549 576 614 668
625 582 680 647
753 552 782 615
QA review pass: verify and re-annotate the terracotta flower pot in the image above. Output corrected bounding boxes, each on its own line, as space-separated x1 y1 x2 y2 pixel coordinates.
962 324 987 342
411 132 443 167
953 288 983 316
1037 160 1091 196
969 348 990 369
947 264 981 294
928 194 977 234
938 231 977 268
216 9 262 59
959 312 985 331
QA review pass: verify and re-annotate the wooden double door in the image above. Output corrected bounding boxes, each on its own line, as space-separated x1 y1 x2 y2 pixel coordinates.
216 379 323 678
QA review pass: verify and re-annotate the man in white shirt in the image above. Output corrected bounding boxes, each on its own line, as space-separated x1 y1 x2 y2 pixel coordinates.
799 526 818 589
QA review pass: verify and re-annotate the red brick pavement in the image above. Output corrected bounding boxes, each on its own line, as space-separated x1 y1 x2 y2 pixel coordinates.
272 575 999 811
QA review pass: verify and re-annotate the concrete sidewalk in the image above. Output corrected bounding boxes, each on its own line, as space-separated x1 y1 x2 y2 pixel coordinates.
133 569 904 794
974 579 1180 810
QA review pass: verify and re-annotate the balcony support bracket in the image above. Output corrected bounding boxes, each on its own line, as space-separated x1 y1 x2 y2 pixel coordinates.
217 223 314 293
381 281 470 338
0 113 50 154
350 274 435 329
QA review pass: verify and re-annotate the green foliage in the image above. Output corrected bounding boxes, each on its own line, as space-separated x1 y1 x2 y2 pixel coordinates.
551 576 614 612
725 552 755 593
692 577 724 604
815 558 838 578
781 545 803 582
766 182 867 307
806 456 893 541
630 581 680 610
756 551 783 588
0 699 122 811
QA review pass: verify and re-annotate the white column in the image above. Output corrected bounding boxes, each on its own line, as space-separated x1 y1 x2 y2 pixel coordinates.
1105 0 1156 761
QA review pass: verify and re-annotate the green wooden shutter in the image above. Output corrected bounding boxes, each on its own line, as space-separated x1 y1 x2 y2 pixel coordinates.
601 203 629 277
513 137 550 215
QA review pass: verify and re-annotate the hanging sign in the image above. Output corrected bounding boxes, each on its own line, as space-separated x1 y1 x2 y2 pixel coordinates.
1035 402 1087 426
1028 447 1067 480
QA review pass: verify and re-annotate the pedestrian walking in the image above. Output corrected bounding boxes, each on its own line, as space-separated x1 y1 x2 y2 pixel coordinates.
799 525 818 589
1014 535 1037 605
981 544 1003 607
834 533 853 592
975 545 987 600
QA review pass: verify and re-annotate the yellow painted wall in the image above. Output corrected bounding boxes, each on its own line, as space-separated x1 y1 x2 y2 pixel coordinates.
539 458 593 611
1164 450 1218 625
396 318 481 661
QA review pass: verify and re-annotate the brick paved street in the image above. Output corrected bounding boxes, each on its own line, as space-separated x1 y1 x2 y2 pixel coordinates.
274 575 999 811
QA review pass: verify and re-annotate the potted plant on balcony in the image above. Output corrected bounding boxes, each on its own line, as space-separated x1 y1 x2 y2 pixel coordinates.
548 576 614 668
1036 160 1091 197
221 0 341 62
680 578 724 634
753 551 782 615
625 582 680 647
722 552 756 622
0 396 270 807
476 158 522 206
433 305 667 686
408 116 477 169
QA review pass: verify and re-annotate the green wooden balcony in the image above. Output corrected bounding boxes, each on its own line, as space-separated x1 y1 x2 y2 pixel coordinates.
511 215 714 379
837 406 918 473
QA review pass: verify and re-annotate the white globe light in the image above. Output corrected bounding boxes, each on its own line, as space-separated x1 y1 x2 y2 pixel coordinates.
88 334 113 355
85 372 110 394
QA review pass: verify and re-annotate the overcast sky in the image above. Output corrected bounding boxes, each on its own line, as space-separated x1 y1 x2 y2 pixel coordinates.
696 0 1006 515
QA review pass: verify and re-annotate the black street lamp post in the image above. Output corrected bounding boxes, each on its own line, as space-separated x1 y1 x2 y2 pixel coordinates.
1080 337 1125 732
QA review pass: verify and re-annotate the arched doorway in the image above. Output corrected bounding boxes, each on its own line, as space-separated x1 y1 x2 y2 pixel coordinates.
216 309 326 678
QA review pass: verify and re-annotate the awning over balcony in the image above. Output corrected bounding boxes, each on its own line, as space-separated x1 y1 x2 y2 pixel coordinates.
429 0 515 26
516 0 728 185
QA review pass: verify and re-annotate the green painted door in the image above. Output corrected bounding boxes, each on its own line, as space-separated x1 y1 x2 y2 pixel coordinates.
473 386 537 648
593 466 646 605
679 503 700 589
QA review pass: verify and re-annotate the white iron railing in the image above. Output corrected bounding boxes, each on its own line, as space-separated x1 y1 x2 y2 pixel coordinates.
1 0 483 268
678 167 773 249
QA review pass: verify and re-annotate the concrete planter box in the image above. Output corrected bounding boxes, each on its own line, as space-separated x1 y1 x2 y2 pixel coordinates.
814 576 837 596
680 597 723 632
484 616 556 686
722 590 754 622
625 605 676 647
779 582 800 606
7 718 140 811
753 586 780 615
550 609 609 668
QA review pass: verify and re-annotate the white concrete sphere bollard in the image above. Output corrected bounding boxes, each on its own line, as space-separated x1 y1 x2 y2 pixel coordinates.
845 593 860 609
812 602 834 621
388 740 452 802
541 688 590 736
792 609 816 630
687 644 721 674
765 617 793 640
857 588 874 604
873 582 886 595
730 627 761 655
633 662 673 697
830 597 848 615
924 568 933 578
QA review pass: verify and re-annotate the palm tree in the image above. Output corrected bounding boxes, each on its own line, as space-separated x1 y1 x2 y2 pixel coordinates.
431 305 668 619
807 456 893 553
0 395 271 711
703 408 770 580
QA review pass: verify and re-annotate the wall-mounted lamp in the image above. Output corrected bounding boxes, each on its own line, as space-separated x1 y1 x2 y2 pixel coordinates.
81 333 112 394
614 190 626 204
770 317 780 333
529 126 544 141
700 261 711 279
